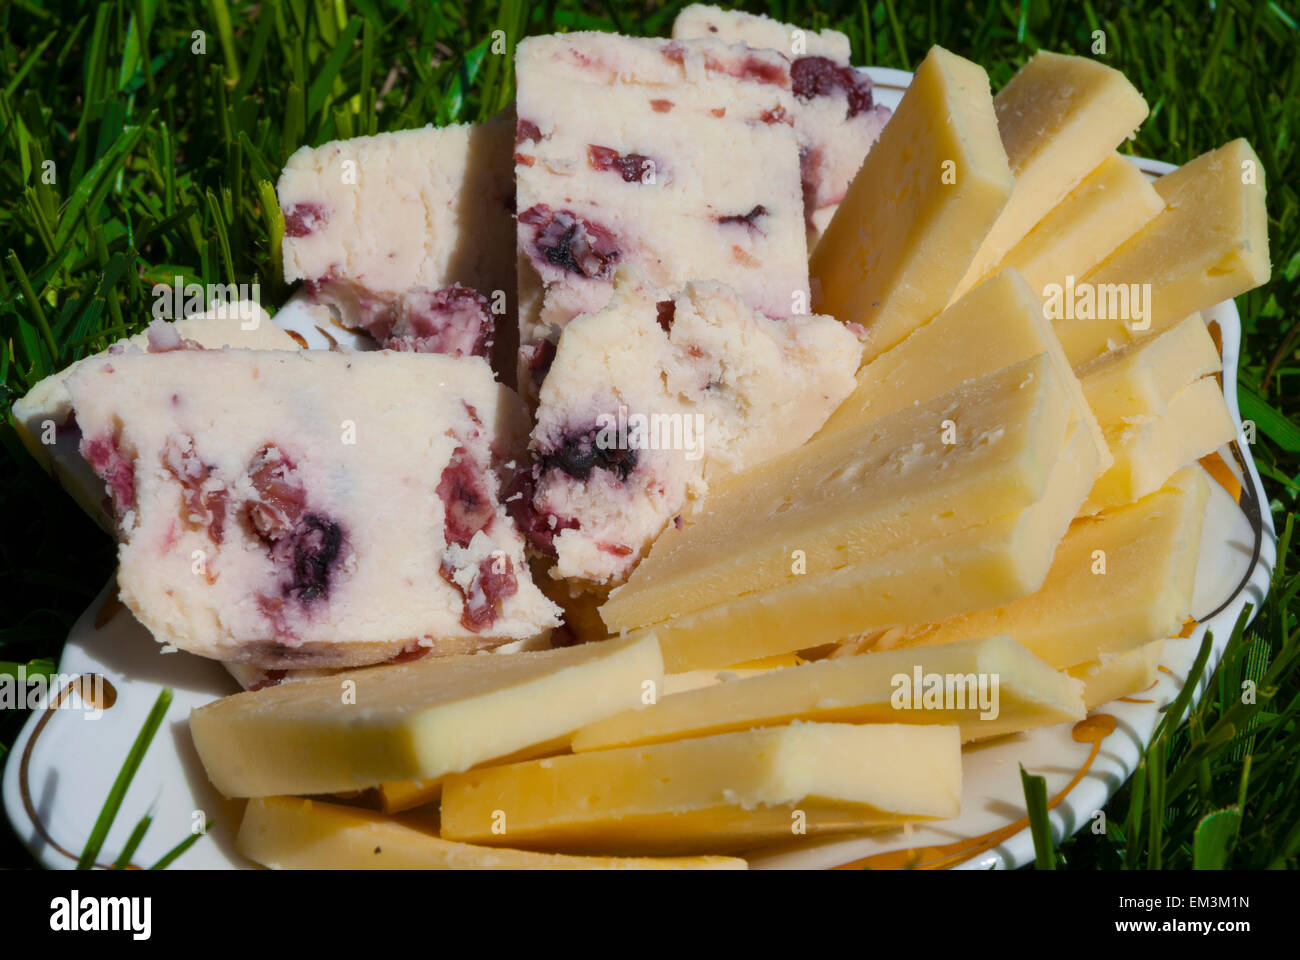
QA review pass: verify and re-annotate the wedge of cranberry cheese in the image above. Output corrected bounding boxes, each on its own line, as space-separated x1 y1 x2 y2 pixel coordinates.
514 32 811 395
277 111 516 372
509 270 861 587
672 4 891 248
11 304 294 532
64 349 560 668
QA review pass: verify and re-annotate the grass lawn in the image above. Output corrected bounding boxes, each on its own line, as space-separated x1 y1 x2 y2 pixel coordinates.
1 0 1297 869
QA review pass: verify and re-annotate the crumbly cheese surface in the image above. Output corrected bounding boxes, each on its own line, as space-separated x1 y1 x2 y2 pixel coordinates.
512 271 860 586
65 349 558 667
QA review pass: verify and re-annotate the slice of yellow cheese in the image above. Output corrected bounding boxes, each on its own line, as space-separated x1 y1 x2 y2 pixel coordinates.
571 635 1083 752
620 415 1099 673
952 52 1150 300
1066 641 1164 709
876 467 1209 669
604 352 1075 632
190 632 663 797
238 796 747 869
810 45 1012 363
1082 375 1235 513
997 153 1165 295
1077 312 1220 424
1058 138 1270 365
815 269 1109 473
440 723 962 855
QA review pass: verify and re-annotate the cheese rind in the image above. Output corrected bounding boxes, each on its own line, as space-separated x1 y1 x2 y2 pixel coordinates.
238 796 746 869
572 635 1083 751
1058 139 1270 365
996 153 1165 295
1067 641 1164 709
189 631 662 798
629 416 1099 672
815 269 1109 474
1083 375 1235 513
603 352 1075 631
876 467 1210 668
440 723 962 854
1077 313 1220 424
810 45 1012 362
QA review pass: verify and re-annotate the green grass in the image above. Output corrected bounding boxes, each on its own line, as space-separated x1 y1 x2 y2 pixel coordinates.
1 0 1297 869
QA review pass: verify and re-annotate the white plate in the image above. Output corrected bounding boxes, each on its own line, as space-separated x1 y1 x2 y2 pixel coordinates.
2 69 1275 869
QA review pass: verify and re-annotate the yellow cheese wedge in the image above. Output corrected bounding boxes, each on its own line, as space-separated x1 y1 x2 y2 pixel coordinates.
1058 138 1270 365
1082 375 1235 513
661 653 802 696
190 632 663 797
440 723 962 854
604 353 1075 632
951 53 1149 301
876 467 1209 669
810 45 1012 363
238 796 747 869
815 269 1109 473
621 416 1098 672
1077 313 1220 424
571 635 1083 752
1067 641 1164 709
375 736 569 815
996 153 1165 295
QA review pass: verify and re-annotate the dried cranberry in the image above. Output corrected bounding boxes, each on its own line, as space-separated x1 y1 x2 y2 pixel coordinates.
246 445 306 543
588 144 654 183
454 554 520 631
284 514 342 603
656 300 676 334
515 119 542 144
388 285 493 357
163 436 229 542
791 56 874 118
518 204 620 279
503 471 578 556
718 204 769 231
542 427 638 482
82 433 136 516
529 339 557 389
649 99 674 113
284 202 330 238
437 446 496 548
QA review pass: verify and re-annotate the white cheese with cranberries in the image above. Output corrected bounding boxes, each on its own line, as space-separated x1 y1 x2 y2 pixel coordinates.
277 112 515 369
65 349 559 668
11 304 295 531
672 4 891 247
509 270 861 586
514 32 811 395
